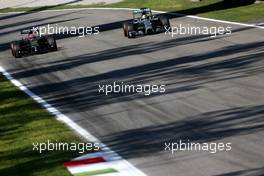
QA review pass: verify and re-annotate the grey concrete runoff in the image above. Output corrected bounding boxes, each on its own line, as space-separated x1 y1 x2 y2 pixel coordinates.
0 0 122 9
0 9 264 176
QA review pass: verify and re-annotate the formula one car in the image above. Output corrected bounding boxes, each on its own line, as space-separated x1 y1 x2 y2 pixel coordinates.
10 29 57 58
123 8 170 38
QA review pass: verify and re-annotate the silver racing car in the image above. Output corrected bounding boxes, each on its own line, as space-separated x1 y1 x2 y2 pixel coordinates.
123 8 170 38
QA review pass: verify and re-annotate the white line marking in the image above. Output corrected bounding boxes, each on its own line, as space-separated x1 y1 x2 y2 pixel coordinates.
0 66 146 176
153 10 264 30
73 152 120 161
0 7 264 29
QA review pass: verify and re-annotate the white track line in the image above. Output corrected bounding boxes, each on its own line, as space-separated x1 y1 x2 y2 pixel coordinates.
0 66 146 176
0 7 264 29
153 10 264 30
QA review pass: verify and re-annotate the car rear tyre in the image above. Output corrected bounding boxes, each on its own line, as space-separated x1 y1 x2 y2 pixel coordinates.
160 16 170 29
10 42 22 58
123 22 129 37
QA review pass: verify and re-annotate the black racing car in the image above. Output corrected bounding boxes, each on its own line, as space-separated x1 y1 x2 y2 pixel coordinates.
10 29 57 58
123 8 170 38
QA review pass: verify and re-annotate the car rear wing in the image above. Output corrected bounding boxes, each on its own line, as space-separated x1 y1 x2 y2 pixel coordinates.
133 10 141 14
133 8 152 19
20 29 31 34
20 28 39 34
133 8 151 14
140 8 151 12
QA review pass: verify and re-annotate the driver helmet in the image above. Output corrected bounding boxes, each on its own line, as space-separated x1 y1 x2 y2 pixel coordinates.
28 31 34 40
141 10 147 19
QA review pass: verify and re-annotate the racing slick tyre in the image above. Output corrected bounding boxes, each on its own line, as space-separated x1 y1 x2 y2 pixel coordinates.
10 42 22 58
146 29 153 35
127 23 135 39
159 16 170 29
123 22 129 37
47 36 58 51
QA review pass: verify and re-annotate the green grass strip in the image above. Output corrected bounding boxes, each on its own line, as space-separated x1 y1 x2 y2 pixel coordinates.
0 74 88 176
103 0 264 22
74 168 118 176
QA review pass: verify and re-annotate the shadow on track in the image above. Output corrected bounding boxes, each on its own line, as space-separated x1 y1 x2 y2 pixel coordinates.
0 6 258 53
100 105 264 158
18 40 264 112
0 0 83 21
214 167 264 176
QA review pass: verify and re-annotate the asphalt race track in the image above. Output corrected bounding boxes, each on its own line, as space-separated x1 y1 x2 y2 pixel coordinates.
1 9 264 176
